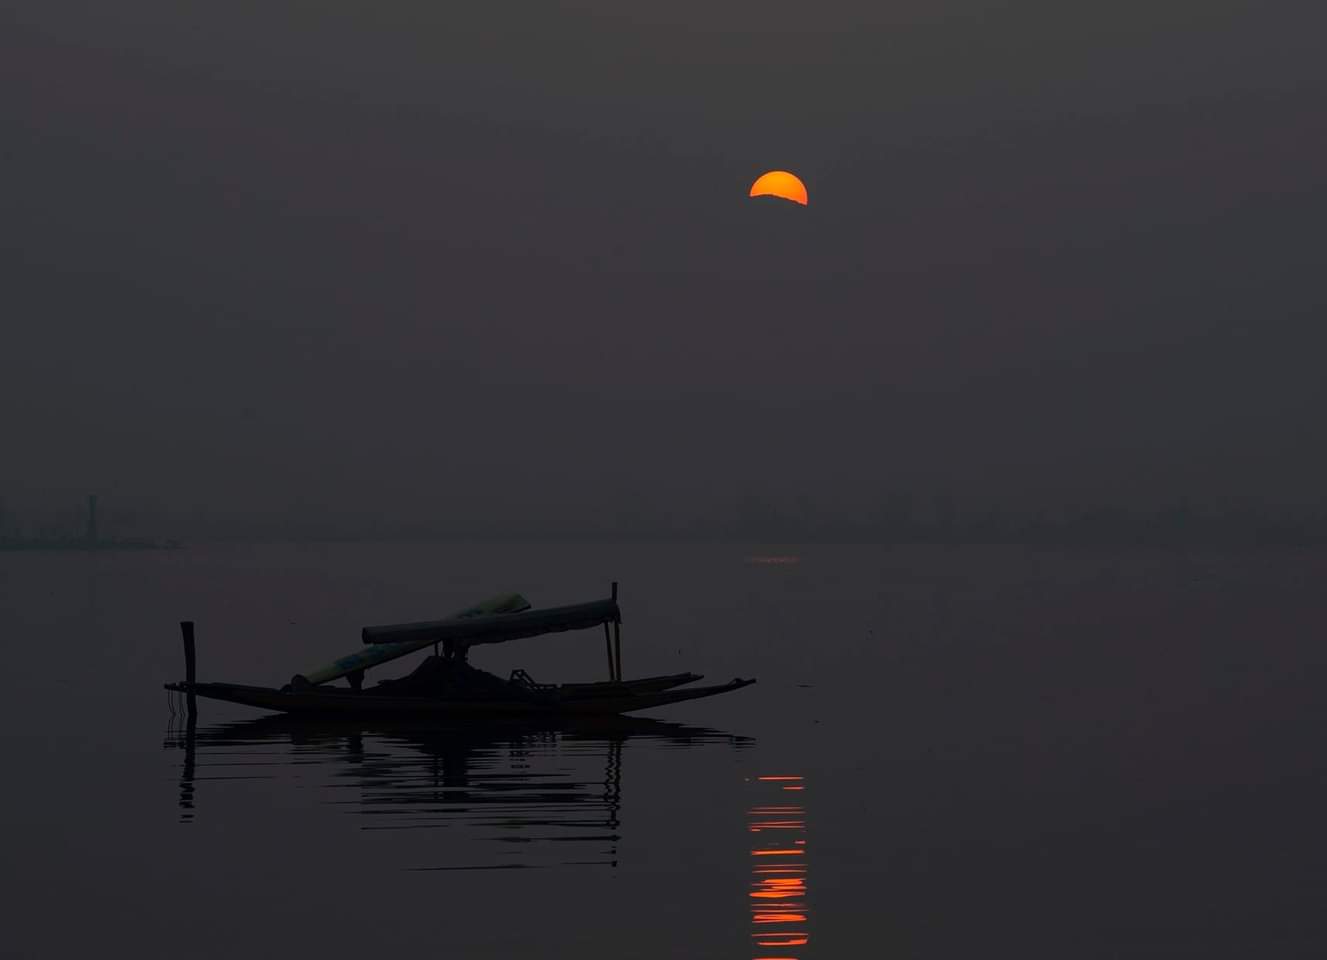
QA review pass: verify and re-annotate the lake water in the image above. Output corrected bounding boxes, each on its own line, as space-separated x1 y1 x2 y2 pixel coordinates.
3 542 1326 957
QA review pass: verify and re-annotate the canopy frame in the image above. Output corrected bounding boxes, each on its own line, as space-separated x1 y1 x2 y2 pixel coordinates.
361 583 624 679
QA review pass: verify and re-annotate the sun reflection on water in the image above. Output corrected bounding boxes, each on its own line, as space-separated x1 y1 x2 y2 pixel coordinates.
749 774 808 958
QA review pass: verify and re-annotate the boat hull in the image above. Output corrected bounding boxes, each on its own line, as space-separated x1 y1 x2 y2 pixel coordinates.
165 674 755 718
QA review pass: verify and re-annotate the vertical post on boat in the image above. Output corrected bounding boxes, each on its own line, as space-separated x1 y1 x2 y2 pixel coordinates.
604 622 615 681
611 581 622 682
614 620 622 682
180 620 197 716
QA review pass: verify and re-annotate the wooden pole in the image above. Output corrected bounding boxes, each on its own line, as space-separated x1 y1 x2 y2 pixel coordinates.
610 581 621 681
604 622 615 681
180 620 197 716
613 620 622 683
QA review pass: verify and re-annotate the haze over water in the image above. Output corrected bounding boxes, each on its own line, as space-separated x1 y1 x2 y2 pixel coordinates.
4 541 1326 957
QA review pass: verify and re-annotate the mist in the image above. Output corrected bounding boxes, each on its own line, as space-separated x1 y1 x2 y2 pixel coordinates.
4 1 1325 541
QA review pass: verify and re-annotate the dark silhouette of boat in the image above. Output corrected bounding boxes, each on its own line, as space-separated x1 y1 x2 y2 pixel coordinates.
164 583 755 718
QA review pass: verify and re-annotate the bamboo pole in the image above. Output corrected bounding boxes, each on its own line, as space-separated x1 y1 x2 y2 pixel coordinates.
613 620 622 683
611 581 621 681
180 620 197 716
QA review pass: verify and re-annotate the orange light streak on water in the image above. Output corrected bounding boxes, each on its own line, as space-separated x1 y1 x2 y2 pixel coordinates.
748 774 809 959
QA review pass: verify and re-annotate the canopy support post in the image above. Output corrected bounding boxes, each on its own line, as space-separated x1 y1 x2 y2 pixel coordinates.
604 622 614 681
611 581 621 681
180 620 197 717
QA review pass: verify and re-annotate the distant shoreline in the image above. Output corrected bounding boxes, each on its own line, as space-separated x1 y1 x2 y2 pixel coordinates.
0 538 182 551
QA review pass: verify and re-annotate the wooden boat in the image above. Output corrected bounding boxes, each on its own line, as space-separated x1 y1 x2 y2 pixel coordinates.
164 583 755 718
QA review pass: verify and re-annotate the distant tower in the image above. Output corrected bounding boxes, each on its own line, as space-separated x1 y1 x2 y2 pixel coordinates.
87 494 98 547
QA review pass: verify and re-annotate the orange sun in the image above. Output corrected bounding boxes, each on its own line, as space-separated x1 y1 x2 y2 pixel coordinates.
749 170 808 206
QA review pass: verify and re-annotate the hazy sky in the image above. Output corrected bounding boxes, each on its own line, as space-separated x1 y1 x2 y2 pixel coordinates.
4 2 1325 535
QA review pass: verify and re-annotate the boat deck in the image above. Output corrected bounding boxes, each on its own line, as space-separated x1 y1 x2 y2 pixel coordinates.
165 673 755 717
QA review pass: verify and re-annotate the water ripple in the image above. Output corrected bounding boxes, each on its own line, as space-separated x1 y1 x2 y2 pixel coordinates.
164 714 752 870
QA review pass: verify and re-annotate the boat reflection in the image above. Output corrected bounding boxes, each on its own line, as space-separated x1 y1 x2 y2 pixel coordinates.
164 713 752 871
749 774 809 958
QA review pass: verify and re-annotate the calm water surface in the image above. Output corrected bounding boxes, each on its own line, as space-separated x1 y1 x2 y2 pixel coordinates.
3 542 1327 957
